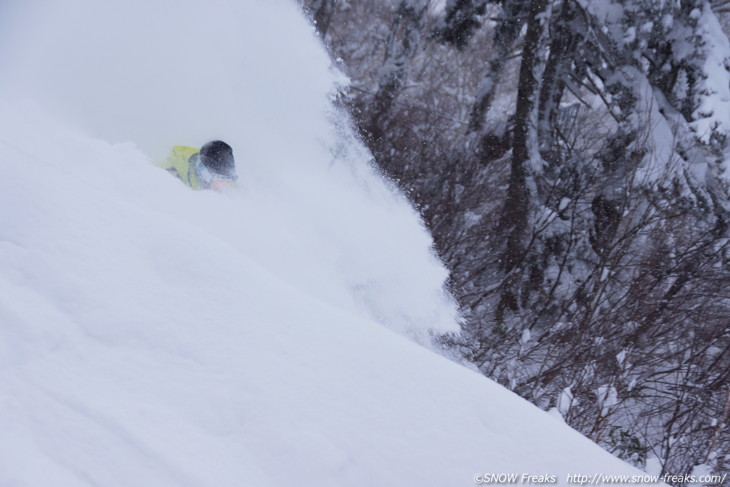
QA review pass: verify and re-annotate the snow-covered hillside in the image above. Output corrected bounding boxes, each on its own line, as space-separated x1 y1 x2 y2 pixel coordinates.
0 0 652 485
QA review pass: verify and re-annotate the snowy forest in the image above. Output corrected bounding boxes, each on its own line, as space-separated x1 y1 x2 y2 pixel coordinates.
301 0 730 479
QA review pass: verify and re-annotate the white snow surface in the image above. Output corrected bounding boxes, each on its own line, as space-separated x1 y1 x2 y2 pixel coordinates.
0 0 650 485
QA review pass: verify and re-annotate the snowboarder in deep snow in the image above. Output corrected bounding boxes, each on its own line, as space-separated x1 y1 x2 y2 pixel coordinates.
159 140 238 191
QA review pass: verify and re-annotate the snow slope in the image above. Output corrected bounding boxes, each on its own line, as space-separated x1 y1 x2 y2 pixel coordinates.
0 0 651 485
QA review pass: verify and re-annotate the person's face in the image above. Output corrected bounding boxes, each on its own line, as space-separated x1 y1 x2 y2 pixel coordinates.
211 178 236 192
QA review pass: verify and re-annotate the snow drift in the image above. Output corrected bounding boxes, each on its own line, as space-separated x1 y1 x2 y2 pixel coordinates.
0 0 651 485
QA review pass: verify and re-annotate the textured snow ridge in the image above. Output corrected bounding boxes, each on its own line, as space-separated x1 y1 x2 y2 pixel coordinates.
0 0 650 485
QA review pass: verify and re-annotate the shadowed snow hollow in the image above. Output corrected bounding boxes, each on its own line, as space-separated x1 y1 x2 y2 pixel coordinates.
0 1 652 486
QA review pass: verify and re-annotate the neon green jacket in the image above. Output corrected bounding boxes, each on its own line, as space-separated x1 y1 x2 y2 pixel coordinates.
158 146 203 190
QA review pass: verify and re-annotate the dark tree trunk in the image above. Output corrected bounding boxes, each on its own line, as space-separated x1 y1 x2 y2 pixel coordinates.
308 0 337 39
469 0 530 133
496 0 549 318
536 0 574 144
